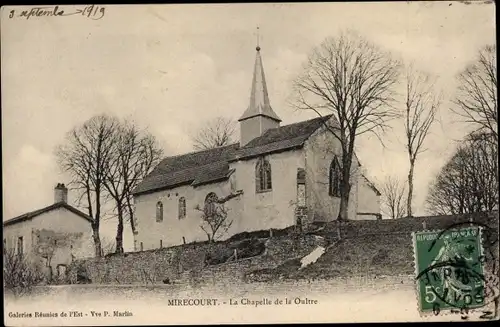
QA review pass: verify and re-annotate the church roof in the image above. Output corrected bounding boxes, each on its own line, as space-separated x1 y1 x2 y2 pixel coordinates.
232 114 332 161
132 115 333 196
3 202 93 227
238 46 281 123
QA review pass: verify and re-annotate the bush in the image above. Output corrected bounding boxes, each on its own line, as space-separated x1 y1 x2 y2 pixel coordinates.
3 249 45 297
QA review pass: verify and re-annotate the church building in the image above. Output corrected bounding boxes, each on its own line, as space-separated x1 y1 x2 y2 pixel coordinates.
132 43 381 251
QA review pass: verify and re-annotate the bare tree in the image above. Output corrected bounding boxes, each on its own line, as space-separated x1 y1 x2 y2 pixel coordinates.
380 176 407 219
195 191 242 242
196 203 233 242
453 45 497 141
403 65 440 217
292 30 400 220
426 132 498 215
191 116 236 150
103 120 163 254
56 114 119 257
121 125 163 238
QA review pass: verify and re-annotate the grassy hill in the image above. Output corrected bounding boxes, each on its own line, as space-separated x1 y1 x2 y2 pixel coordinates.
246 211 499 282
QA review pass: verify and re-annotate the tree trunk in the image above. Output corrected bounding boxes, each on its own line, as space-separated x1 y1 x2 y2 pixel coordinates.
87 185 102 257
92 226 102 257
338 139 355 221
126 196 136 235
407 159 415 218
115 205 124 254
338 175 351 221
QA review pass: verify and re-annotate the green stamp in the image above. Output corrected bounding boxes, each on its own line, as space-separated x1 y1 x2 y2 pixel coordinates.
413 227 486 315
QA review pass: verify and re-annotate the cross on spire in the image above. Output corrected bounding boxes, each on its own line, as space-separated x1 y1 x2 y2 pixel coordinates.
256 26 260 51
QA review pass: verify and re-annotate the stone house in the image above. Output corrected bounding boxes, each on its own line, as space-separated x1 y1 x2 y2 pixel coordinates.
3 183 95 281
132 44 381 251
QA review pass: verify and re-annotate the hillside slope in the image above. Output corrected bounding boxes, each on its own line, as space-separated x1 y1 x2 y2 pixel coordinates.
246 212 499 282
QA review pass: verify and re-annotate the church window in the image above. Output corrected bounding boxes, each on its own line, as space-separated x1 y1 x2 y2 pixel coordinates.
156 201 163 222
204 192 218 217
329 157 341 197
256 158 272 192
178 197 186 219
297 168 306 207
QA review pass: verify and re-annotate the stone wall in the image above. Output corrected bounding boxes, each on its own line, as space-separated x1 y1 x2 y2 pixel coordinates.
67 234 320 286
67 212 498 287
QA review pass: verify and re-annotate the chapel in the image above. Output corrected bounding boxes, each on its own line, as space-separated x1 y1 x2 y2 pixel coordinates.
132 43 381 250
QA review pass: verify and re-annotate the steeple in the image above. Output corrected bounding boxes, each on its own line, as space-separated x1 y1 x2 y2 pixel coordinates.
239 41 282 123
239 29 282 146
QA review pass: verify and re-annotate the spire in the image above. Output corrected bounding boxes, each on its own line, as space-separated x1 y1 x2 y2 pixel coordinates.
238 30 281 123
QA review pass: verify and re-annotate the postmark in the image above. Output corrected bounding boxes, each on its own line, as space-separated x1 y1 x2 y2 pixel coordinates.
413 226 487 316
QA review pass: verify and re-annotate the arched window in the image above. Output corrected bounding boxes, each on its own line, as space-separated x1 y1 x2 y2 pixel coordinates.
178 197 186 219
329 157 341 197
156 201 163 222
204 192 218 217
256 158 272 192
297 168 306 207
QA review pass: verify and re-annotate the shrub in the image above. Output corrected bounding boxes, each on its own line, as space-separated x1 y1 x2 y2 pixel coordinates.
3 249 45 297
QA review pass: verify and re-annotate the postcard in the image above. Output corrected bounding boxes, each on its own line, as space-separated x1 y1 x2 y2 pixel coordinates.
2 2 498 325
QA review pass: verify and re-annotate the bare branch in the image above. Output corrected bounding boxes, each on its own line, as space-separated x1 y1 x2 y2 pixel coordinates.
191 116 237 150
426 132 498 215
402 64 441 217
195 192 240 242
55 114 120 257
102 119 164 254
291 30 401 220
452 44 497 141
3 248 45 297
380 176 407 219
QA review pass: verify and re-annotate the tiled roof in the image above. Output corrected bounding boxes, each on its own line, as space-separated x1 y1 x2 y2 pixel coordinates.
133 115 333 196
233 115 332 161
133 144 239 195
3 202 93 227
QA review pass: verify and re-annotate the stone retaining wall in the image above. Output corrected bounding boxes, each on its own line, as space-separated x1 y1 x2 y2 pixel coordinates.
67 234 320 285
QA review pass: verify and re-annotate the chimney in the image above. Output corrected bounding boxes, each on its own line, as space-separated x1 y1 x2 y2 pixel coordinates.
54 183 68 203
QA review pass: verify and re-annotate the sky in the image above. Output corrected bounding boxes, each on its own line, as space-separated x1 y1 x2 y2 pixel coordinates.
1 2 496 250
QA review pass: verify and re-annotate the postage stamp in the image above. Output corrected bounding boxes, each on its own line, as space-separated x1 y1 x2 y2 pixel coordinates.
413 226 486 315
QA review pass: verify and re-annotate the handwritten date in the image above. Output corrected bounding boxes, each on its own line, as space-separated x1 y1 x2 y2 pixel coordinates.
9 5 106 20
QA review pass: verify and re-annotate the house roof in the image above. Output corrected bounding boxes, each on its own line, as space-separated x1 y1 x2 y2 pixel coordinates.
133 115 333 196
3 202 93 227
